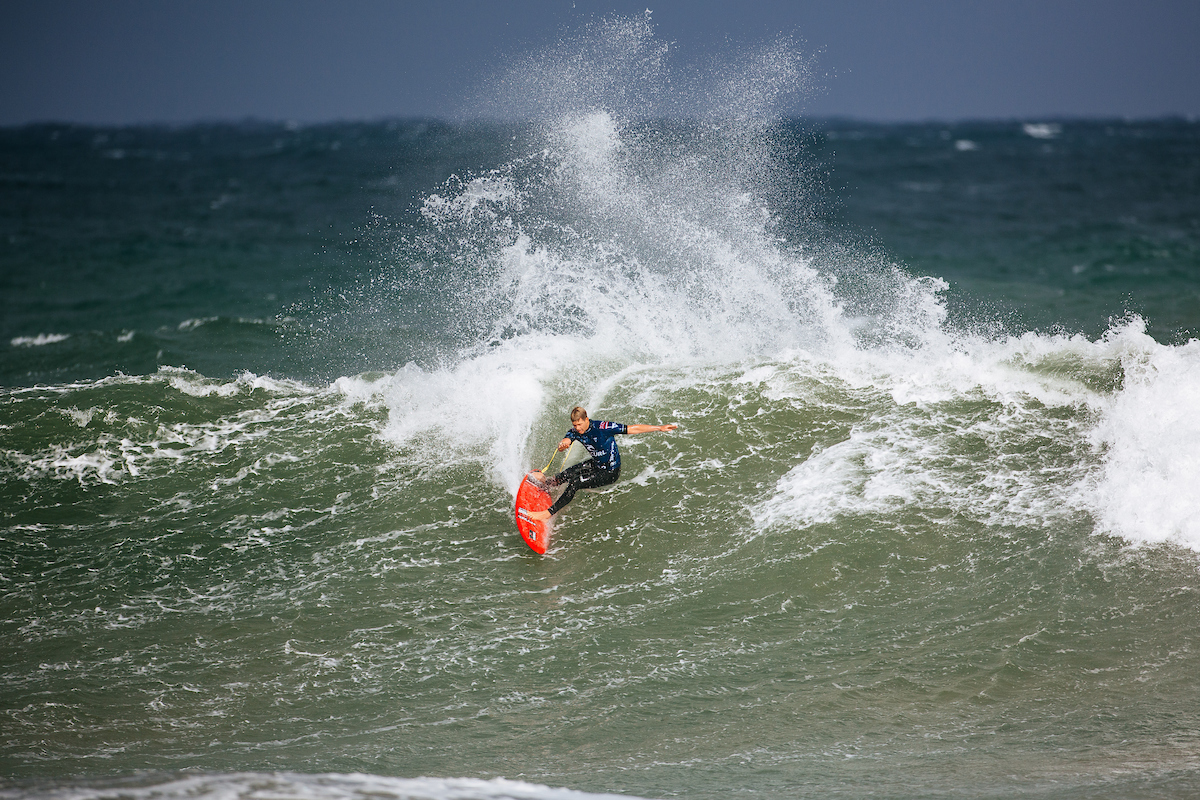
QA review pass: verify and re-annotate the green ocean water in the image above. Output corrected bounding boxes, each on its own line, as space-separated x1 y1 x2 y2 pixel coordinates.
5 21 1200 800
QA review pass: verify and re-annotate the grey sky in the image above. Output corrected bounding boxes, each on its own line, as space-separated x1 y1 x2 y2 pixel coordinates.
2 0 1197 126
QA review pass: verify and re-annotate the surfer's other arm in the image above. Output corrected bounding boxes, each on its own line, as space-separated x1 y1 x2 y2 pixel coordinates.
555 423 676 451
626 423 678 435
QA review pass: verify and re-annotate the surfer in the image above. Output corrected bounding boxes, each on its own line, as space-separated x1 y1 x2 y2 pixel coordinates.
528 406 677 521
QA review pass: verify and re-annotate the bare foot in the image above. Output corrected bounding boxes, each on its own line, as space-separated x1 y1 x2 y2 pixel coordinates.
528 509 551 521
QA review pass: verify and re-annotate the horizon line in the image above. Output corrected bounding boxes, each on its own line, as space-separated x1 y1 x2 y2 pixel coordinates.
4 112 1199 132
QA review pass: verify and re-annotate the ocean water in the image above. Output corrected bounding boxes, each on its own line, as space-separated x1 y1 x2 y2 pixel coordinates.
4 18 1200 800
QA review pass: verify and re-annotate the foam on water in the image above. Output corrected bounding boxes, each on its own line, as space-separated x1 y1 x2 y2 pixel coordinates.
333 335 584 494
1 368 324 487
11 333 71 347
1086 327 1200 547
753 316 1200 549
0 772 654 800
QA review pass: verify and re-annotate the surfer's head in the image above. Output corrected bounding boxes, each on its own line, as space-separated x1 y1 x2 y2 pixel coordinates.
570 406 589 434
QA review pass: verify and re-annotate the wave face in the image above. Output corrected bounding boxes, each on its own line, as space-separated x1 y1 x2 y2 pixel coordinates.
5 16 1200 800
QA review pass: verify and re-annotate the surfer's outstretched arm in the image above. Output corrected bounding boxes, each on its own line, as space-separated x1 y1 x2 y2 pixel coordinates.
626 423 678 435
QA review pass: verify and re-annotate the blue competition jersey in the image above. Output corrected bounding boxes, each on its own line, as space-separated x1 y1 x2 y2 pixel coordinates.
566 420 628 471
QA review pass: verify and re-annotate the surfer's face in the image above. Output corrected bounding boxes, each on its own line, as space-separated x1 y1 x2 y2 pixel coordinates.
572 416 590 434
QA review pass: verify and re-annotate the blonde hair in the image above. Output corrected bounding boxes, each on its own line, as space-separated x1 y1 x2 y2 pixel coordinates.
569 406 588 422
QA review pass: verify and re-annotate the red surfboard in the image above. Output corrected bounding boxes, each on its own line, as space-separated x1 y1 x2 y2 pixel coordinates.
515 473 553 554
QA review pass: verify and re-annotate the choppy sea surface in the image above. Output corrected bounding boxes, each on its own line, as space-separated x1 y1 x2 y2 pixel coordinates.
4 18 1200 800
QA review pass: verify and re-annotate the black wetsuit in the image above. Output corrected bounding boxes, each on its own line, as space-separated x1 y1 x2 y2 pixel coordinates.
545 420 626 515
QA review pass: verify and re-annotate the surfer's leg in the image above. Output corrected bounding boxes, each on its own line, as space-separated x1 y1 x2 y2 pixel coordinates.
527 463 585 521
578 465 619 491
546 462 618 516
544 463 580 490
545 462 587 514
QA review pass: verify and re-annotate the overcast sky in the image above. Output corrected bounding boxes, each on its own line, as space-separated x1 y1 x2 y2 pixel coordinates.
2 0 1198 126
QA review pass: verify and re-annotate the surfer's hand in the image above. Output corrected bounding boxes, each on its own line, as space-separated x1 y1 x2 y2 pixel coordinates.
557 438 571 451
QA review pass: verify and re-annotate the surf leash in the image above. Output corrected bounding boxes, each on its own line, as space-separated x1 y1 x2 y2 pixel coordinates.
541 444 560 474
